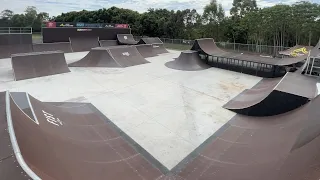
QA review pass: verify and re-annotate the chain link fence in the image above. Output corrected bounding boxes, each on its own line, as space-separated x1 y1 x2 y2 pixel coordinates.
134 36 291 56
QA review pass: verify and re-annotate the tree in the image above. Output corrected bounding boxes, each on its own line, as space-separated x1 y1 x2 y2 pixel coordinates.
0 9 14 20
230 0 257 17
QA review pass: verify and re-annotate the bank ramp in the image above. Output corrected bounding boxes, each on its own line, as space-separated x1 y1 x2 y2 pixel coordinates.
11 51 70 80
223 72 317 116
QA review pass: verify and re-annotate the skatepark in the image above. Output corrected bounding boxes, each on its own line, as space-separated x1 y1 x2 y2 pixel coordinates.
1 26 320 180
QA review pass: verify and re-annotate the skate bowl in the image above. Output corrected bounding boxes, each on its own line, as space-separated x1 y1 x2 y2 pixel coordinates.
138 37 163 44
33 42 73 53
99 40 118 47
135 44 157 58
165 50 210 71
151 43 169 54
116 34 138 45
223 72 318 116
11 51 70 81
69 46 149 67
70 37 99 52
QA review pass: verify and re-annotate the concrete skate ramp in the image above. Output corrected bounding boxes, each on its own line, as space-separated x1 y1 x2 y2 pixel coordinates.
7 92 165 180
135 44 157 58
279 45 313 56
151 43 169 54
192 38 307 66
11 51 70 81
70 37 99 52
33 42 73 53
116 34 138 45
138 37 163 44
68 47 121 67
108 46 150 67
165 50 210 71
0 44 33 59
223 72 317 116
99 40 118 47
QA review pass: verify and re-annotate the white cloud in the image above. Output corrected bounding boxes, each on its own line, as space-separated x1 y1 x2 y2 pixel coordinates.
0 0 313 17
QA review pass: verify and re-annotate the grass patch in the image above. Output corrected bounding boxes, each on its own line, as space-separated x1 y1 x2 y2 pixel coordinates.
32 33 42 39
164 43 192 51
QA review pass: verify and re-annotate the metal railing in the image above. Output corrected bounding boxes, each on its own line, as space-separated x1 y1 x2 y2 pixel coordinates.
134 36 291 56
0 27 33 34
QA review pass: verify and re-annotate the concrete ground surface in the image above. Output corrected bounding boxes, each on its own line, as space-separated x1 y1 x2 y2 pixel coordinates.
0 49 261 169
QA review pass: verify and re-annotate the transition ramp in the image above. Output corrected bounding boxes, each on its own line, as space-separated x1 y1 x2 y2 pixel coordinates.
165 50 209 71
135 44 157 58
223 72 317 116
99 40 118 47
11 51 70 81
68 47 121 67
116 34 138 45
138 37 163 44
33 42 73 53
70 37 99 52
151 43 169 54
108 46 150 67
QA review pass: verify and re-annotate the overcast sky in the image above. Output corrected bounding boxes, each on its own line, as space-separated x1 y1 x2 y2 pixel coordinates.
0 0 318 17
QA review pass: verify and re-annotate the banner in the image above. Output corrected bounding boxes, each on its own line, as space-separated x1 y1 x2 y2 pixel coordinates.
76 22 115 28
115 24 129 28
46 22 56 28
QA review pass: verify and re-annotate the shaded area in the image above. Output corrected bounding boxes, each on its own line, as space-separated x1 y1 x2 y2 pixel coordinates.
223 72 317 116
11 51 70 81
33 42 73 53
165 50 210 71
135 44 158 58
117 34 138 45
70 37 99 52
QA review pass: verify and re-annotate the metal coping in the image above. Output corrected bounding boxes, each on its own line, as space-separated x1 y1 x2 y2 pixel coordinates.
5 91 42 180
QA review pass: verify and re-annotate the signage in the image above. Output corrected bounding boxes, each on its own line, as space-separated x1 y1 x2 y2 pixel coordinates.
124 36 128 40
56 22 74 27
77 29 92 32
76 22 115 28
115 24 129 28
122 52 130 56
46 22 56 28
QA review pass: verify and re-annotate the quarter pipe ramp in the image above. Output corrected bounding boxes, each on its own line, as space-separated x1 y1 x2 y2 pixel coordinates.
11 51 70 80
117 34 138 45
68 47 121 67
223 72 317 116
69 46 149 67
135 44 157 58
151 43 169 54
165 50 210 71
33 42 73 53
138 37 163 44
70 37 99 52
99 40 118 47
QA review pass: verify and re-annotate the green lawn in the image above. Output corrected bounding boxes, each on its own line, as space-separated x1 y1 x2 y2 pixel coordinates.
164 43 192 51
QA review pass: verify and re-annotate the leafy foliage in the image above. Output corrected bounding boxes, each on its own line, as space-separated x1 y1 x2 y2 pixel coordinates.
0 1 319 46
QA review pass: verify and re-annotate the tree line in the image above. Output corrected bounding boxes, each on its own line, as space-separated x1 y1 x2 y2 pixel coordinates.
0 0 319 47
